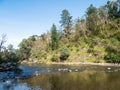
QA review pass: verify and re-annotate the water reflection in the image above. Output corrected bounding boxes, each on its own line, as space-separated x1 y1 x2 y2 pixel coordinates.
21 71 120 90
0 65 120 90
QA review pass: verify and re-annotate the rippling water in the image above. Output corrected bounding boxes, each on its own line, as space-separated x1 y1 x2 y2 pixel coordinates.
0 64 120 90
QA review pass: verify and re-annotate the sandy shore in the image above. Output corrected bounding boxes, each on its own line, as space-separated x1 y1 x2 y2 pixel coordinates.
22 60 120 66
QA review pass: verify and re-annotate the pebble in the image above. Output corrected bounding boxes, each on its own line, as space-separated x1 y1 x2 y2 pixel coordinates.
107 68 111 70
68 69 72 72
48 70 51 72
63 68 68 71
75 69 78 72
35 71 39 76
58 68 61 71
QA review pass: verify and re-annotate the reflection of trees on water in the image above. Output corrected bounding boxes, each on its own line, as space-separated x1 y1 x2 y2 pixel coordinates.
20 71 120 90
1 69 120 90
2 79 32 90
3 80 14 90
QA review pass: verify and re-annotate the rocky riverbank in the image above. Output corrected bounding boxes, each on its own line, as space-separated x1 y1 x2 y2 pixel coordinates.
21 60 120 67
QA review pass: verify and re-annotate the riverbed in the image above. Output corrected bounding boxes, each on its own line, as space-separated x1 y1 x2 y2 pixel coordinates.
0 64 120 90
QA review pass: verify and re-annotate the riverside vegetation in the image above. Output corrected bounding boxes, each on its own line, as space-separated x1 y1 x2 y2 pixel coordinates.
0 34 20 71
0 1 120 69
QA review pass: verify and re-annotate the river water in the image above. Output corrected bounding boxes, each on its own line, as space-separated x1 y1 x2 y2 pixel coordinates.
0 64 120 90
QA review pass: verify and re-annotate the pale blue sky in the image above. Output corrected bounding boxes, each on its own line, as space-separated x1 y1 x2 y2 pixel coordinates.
0 0 110 48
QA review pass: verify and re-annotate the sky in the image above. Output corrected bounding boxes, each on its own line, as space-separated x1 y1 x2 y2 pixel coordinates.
0 0 110 48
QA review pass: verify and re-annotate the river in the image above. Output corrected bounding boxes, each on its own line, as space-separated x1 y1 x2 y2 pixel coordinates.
0 64 120 90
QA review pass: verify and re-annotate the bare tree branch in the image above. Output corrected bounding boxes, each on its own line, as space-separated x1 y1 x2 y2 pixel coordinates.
0 34 6 52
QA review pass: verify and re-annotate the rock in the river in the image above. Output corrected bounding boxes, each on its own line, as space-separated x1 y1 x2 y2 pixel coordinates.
107 68 111 70
35 71 39 76
75 69 78 72
68 69 72 72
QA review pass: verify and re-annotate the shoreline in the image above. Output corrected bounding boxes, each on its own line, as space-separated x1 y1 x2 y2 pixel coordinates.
46 62 120 66
21 60 120 67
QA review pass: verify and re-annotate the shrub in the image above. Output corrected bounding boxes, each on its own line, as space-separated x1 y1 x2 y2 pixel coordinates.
32 50 47 60
51 54 59 62
0 51 20 71
60 47 70 61
105 46 120 63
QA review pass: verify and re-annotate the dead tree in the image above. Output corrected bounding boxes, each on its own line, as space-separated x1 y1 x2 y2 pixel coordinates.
0 34 6 52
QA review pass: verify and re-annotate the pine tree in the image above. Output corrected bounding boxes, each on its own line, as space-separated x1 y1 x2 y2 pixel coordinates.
86 4 98 35
60 9 72 38
51 24 59 50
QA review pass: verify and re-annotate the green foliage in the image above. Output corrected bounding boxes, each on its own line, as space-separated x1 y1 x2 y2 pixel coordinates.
32 49 47 60
86 4 98 15
107 1 120 19
60 9 72 38
60 9 72 28
60 47 70 61
86 4 99 35
0 50 20 63
105 45 120 63
17 1 120 64
51 54 60 62
18 36 36 60
0 35 20 68
74 18 86 42
51 24 59 50
0 46 21 71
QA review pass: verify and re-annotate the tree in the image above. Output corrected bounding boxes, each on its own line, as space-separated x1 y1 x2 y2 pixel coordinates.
0 34 6 52
60 9 72 38
0 34 6 64
51 24 59 50
107 1 120 19
60 46 70 61
74 18 86 41
7 44 15 53
106 1 120 32
0 38 20 71
86 4 98 35
18 36 35 60
13 1 120 64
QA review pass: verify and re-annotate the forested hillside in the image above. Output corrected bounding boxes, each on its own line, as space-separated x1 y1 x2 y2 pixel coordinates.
19 1 120 63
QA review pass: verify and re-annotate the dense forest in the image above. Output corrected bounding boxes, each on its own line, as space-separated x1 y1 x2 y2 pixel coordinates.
0 0 120 68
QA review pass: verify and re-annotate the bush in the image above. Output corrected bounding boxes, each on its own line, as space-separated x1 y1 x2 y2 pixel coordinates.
0 51 20 71
60 47 70 61
51 54 59 62
105 46 120 63
32 50 47 60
